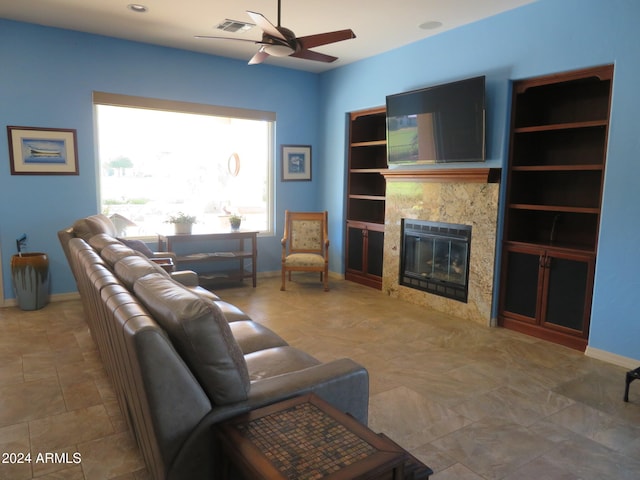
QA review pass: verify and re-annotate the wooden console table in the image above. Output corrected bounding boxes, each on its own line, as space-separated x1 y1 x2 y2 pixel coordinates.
216 393 431 480
158 231 257 288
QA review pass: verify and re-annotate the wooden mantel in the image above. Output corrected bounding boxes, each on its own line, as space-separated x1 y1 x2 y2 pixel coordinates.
382 167 501 183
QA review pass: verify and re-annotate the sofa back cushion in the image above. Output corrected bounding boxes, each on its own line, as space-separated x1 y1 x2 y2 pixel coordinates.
89 233 122 253
100 243 139 267
72 213 117 240
114 255 169 291
86 213 118 237
133 273 250 405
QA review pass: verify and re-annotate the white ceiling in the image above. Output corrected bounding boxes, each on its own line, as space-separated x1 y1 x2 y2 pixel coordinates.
0 0 536 73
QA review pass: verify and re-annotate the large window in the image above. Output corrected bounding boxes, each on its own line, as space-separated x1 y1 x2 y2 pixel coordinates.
94 93 274 237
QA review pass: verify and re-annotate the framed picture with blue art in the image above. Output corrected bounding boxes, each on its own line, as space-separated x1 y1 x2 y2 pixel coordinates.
281 144 311 181
7 126 79 175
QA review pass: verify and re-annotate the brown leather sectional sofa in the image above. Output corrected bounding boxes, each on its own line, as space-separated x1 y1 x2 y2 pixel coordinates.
58 214 369 480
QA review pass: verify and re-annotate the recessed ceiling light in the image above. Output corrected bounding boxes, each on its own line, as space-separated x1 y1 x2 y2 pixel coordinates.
127 4 148 13
419 20 443 30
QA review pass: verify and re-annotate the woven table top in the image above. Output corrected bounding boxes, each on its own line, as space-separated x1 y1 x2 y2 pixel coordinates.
235 402 377 480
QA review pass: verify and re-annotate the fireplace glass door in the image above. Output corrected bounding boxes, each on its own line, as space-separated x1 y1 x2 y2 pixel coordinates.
400 220 471 302
405 235 468 286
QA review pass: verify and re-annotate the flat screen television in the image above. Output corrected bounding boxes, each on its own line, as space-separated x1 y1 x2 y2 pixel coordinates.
386 76 486 166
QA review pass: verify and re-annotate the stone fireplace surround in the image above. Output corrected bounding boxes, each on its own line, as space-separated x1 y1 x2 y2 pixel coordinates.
382 168 500 326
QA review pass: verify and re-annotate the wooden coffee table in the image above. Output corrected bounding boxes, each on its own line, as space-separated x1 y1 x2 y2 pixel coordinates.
216 393 409 479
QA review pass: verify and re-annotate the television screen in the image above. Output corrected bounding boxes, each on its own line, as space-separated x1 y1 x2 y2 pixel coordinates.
386 76 485 166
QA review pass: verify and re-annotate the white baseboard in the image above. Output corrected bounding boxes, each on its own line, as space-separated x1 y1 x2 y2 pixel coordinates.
585 346 639 369
1 291 80 309
51 292 81 302
257 270 345 280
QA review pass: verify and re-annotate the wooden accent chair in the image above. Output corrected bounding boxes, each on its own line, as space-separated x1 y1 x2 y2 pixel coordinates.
281 210 329 291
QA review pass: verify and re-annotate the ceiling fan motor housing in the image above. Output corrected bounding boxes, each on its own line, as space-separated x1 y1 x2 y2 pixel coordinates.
260 27 297 56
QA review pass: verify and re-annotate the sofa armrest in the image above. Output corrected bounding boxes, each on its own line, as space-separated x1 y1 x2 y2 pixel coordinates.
151 251 177 263
247 358 369 424
167 358 368 480
170 270 200 286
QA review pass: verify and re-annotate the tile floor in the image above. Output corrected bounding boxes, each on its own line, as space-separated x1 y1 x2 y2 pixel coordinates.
1 274 639 479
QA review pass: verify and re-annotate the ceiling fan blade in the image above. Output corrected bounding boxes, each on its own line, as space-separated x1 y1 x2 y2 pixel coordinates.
296 29 356 50
246 11 287 41
249 49 270 65
290 49 338 63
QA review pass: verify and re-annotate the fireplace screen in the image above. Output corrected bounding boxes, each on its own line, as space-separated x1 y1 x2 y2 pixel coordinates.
400 219 472 302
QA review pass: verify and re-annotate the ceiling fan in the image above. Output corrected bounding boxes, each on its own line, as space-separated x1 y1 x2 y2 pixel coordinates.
196 0 356 64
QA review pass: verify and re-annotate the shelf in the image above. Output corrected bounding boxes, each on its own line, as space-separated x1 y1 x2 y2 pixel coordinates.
509 169 602 209
349 171 386 196
382 168 500 183
513 120 607 133
350 143 387 170
350 108 386 144
349 168 388 174
511 165 603 172
199 270 253 285
177 251 253 263
513 70 612 128
509 204 600 214
351 140 386 147
506 207 599 252
504 239 597 255
348 196 385 224
349 194 386 201
511 124 606 167
158 231 258 288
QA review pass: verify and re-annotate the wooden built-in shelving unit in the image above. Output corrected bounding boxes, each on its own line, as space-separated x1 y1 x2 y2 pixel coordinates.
345 107 387 289
498 64 613 351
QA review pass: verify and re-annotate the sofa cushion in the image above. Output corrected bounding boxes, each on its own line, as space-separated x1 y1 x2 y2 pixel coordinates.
86 213 118 237
213 300 252 323
284 253 325 267
114 255 170 290
244 346 320 382
229 320 288 354
89 233 122 253
134 273 250 405
73 213 117 240
71 218 95 242
100 243 139 266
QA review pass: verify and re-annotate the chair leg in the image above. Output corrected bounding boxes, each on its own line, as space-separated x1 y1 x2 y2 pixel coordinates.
323 269 329 291
281 268 286 291
624 367 640 402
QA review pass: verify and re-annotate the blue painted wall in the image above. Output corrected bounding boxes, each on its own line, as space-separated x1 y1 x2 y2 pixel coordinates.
319 0 640 361
0 19 321 296
1 0 639 361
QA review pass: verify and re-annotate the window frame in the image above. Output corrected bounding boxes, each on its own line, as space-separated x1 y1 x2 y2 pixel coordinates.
92 91 275 238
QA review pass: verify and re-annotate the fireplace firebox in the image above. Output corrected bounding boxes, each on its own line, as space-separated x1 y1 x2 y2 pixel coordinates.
400 219 472 302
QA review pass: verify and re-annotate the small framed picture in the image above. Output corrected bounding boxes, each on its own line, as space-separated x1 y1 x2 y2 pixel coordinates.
281 144 311 181
7 126 79 175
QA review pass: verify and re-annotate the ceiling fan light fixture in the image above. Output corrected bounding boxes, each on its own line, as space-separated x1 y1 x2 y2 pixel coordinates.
262 44 294 57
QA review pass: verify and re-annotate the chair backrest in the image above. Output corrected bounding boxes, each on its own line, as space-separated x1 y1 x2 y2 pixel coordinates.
284 211 328 255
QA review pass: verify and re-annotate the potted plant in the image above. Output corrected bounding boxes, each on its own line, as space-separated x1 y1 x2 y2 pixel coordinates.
229 214 242 231
166 212 196 234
